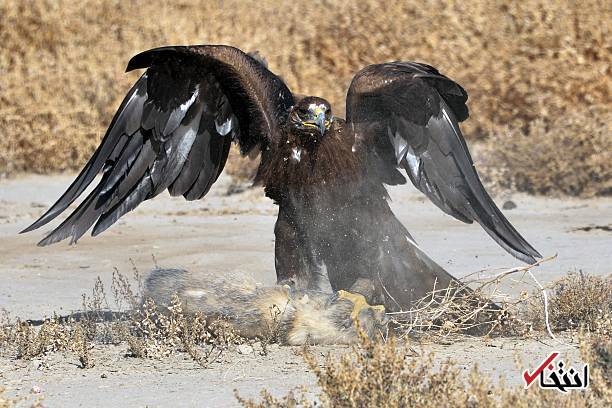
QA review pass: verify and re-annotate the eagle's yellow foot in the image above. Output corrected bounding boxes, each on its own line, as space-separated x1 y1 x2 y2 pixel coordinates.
337 290 386 322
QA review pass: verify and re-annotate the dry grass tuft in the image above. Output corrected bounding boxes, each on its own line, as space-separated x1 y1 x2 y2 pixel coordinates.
478 106 612 197
124 295 240 365
1 0 609 196
0 267 241 368
239 330 611 407
586 333 611 379
0 387 14 408
526 272 612 334
10 317 72 360
387 260 611 343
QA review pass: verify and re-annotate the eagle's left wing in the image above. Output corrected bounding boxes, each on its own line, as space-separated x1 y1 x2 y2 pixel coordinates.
346 62 541 264
21 45 294 246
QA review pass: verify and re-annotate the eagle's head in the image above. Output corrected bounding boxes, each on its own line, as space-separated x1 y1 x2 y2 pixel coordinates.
289 96 333 139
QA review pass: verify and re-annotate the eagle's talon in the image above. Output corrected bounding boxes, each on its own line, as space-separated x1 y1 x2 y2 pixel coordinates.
337 289 386 322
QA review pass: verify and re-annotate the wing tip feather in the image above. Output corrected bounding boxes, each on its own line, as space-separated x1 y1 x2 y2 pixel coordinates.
20 209 63 234
126 46 189 72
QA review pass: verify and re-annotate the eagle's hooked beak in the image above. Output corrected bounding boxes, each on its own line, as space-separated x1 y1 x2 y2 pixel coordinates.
315 111 326 136
294 102 331 136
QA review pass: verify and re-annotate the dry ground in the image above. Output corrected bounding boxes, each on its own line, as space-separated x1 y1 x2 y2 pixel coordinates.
0 337 586 407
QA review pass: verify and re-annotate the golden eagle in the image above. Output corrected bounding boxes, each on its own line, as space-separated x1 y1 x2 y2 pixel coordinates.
23 45 540 311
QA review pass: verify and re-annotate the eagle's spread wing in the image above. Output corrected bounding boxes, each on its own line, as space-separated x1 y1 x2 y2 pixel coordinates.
23 45 294 245
346 62 541 263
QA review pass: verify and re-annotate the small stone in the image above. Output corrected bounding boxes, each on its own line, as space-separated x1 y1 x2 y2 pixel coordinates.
30 385 43 394
31 359 43 370
101 373 108 379
237 344 253 355
502 200 517 210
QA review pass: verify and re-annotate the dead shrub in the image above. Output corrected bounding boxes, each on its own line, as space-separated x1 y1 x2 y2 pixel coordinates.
478 106 612 197
9 317 72 360
0 386 14 408
387 258 564 340
389 280 523 340
578 332 612 403
239 329 612 407
72 324 94 369
526 272 611 333
125 294 240 366
379 257 612 344
0 268 241 368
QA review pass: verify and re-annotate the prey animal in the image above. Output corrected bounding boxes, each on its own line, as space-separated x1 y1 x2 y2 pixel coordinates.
23 45 540 313
144 268 387 345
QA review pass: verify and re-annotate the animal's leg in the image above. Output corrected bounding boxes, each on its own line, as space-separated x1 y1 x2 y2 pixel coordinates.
274 206 311 290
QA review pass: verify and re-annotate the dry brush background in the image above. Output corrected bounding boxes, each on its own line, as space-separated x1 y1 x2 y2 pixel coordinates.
1 0 610 196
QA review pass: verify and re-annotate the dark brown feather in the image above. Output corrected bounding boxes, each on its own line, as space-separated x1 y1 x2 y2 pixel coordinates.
346 61 541 263
24 45 294 243
258 119 361 196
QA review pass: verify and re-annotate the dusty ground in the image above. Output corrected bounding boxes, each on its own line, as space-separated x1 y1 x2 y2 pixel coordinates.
1 173 610 406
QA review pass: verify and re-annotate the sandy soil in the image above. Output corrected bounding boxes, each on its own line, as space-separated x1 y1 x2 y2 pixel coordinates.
1 174 610 406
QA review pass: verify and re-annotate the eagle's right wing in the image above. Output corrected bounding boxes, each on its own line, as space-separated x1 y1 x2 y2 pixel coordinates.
22 45 294 245
346 62 541 264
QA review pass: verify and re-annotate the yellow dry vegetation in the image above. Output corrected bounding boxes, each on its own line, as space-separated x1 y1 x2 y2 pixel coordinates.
479 106 611 197
1 0 609 195
239 332 612 407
